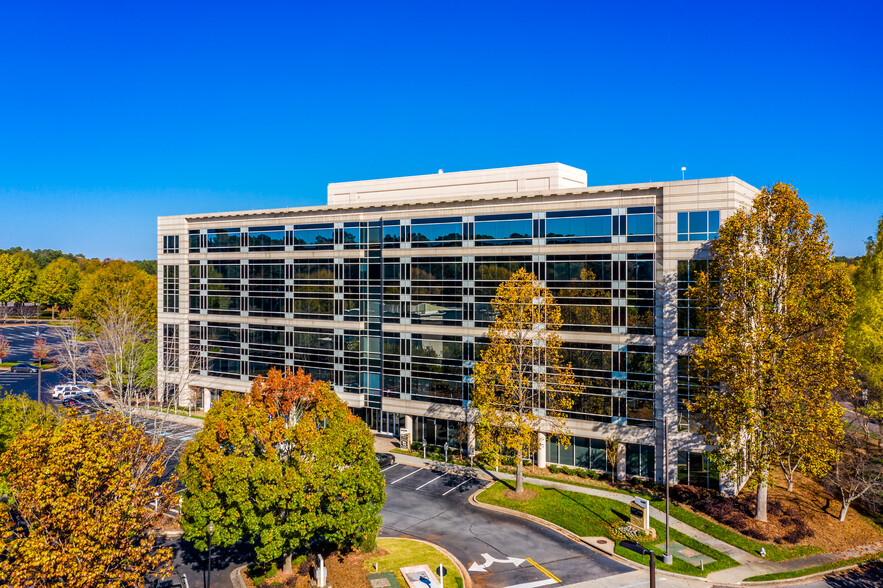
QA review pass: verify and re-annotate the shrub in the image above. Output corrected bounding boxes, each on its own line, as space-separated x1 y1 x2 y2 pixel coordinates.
586 470 599 480
548 464 559 473
630 476 643 486
576 469 589 479
358 531 378 552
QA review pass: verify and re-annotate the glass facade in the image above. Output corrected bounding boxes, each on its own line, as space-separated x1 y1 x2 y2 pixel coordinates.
160 182 748 487
677 259 714 337
176 210 662 417
678 451 719 490
677 211 720 241
625 443 655 478
546 437 609 471
162 265 179 313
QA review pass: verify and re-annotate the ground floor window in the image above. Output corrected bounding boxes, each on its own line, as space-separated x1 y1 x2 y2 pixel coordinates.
413 416 466 449
677 451 719 490
546 437 609 471
626 443 655 478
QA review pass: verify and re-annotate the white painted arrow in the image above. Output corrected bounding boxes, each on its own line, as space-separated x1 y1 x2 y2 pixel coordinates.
467 553 526 572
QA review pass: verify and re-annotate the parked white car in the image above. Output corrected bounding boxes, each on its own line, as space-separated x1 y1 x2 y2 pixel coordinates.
57 388 89 401
52 384 92 399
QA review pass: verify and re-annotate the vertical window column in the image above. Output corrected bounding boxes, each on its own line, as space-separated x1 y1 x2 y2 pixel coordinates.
162 265 179 313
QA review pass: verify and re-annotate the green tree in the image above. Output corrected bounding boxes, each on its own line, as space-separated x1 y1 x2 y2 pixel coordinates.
846 214 883 394
0 252 38 304
688 183 855 521
0 393 57 455
178 369 384 571
35 258 81 318
471 267 577 494
71 260 156 330
0 412 174 587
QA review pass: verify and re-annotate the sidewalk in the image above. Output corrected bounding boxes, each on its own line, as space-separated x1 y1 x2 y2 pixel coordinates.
152 421 880 586
379 438 883 586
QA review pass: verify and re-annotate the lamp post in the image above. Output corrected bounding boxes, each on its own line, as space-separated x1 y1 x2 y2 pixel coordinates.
662 416 673 566
206 522 215 588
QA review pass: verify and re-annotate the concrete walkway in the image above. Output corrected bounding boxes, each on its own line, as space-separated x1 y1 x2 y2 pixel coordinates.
378 440 883 586
153 421 880 586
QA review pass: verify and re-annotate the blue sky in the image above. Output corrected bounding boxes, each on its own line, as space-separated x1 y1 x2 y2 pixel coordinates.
1 1 881 259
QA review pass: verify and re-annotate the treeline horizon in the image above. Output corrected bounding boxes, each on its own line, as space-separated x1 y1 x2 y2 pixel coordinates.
0 246 156 275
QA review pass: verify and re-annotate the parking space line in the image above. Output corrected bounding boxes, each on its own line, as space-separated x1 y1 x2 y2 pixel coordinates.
442 478 472 496
415 473 449 490
391 469 421 484
381 464 399 472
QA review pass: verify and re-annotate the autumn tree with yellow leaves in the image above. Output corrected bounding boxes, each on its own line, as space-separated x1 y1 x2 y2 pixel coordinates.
688 183 856 522
0 412 175 587
472 267 578 494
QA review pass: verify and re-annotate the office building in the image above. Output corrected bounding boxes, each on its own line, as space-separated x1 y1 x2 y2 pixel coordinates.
157 163 756 491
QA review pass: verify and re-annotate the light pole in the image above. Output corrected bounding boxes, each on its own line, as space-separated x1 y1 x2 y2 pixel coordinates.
662 416 673 566
205 521 215 588
34 327 43 404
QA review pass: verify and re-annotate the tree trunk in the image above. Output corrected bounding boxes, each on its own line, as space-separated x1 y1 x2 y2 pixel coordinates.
839 502 850 522
755 474 768 522
515 447 524 494
786 477 793 492
283 552 293 574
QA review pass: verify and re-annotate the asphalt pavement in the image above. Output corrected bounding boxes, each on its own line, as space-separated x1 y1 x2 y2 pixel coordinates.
0 323 66 403
380 462 633 588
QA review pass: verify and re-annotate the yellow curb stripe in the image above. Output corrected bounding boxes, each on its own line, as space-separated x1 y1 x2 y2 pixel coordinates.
526 558 560 583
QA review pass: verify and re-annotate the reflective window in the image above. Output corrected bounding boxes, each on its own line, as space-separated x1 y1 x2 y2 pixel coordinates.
206 229 241 252
474 214 532 246
677 259 714 336
626 209 654 243
292 224 334 249
677 210 720 241
546 210 612 244
342 223 360 248
162 235 179 254
382 222 400 247
248 226 285 251
626 443 655 478
162 265 179 313
410 218 462 247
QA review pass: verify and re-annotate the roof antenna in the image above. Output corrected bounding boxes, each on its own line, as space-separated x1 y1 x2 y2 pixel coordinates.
438 169 444 174
681 166 686 181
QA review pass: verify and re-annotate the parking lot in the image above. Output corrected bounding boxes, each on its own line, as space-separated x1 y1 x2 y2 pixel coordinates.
382 462 490 501
381 462 631 588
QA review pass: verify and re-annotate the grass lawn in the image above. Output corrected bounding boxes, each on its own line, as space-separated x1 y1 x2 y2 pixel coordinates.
649 501 821 562
365 538 464 588
743 553 883 582
476 481 738 577
1 362 52 368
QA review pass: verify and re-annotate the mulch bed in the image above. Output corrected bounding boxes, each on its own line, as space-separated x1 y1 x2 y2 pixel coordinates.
243 550 380 588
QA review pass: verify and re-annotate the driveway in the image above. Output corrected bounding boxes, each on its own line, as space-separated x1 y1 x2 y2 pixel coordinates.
380 462 633 588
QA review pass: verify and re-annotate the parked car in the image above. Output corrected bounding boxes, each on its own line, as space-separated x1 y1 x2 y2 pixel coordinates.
60 369 97 384
66 399 100 415
53 384 92 399
58 389 89 401
376 452 395 468
9 363 39 373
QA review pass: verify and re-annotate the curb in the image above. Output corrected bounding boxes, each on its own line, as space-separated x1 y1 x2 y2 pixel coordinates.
468 486 642 572
731 558 883 587
379 536 474 588
231 564 247 588
468 485 747 586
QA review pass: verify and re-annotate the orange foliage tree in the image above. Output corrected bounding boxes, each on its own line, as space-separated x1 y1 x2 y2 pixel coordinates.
0 412 175 587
